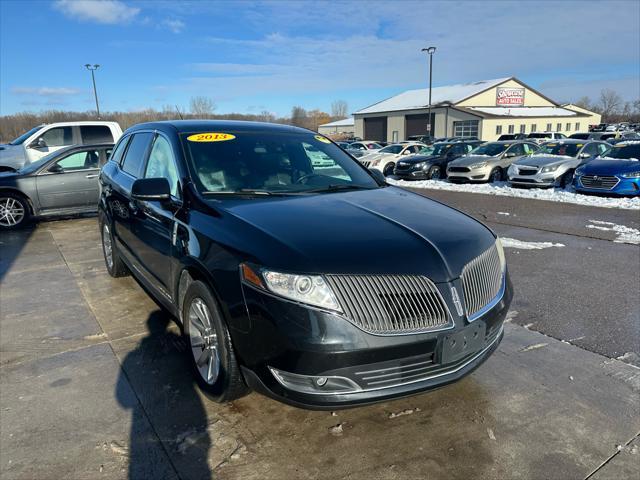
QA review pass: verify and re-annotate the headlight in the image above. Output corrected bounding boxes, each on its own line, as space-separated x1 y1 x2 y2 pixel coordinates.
241 264 342 312
469 162 488 169
541 165 560 173
371 159 380 167
415 161 428 168
622 171 640 178
507 164 516 175
575 167 585 175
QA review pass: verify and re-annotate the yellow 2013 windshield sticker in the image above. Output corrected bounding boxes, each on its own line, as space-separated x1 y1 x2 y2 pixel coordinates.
187 133 236 142
314 135 331 144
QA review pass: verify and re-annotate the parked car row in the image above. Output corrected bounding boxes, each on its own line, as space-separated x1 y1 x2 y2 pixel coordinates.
349 137 638 197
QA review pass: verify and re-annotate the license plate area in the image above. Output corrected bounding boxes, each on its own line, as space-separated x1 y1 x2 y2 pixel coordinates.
440 322 486 364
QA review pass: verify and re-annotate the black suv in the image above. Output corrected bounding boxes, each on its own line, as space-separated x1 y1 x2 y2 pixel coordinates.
394 140 483 180
99 121 511 409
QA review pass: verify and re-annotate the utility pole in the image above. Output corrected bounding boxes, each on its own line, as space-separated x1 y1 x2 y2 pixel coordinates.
84 64 101 118
421 47 436 138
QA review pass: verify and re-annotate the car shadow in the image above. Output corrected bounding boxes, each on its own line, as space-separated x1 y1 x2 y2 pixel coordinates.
115 311 212 480
0 223 36 281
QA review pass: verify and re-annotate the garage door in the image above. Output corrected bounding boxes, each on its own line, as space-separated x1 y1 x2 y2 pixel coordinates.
364 117 387 141
405 113 435 137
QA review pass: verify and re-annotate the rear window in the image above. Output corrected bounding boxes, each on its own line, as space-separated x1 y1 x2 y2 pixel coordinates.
80 125 113 144
121 133 153 177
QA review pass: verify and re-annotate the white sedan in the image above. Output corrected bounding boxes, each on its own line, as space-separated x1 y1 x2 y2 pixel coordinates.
360 142 426 175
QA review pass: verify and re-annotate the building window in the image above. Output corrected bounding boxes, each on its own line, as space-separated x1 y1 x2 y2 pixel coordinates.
575 122 580 131
566 123 571 131
496 125 502 135
508 125 514 134
453 120 479 138
531 124 537 132
556 123 562 132
546 123 552 131
520 125 526 134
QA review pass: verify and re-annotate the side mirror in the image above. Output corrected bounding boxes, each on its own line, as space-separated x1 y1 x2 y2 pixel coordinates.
504 151 516 158
368 168 387 185
402 150 411 155
131 178 171 201
48 164 64 173
578 153 591 159
30 138 47 149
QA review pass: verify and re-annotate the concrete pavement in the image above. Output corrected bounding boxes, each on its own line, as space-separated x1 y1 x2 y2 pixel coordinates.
1 205 639 479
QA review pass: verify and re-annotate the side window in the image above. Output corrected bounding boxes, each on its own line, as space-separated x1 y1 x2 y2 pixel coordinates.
80 125 113 144
523 143 536 154
41 127 73 147
302 142 349 180
597 144 609 155
508 144 525 156
144 135 180 197
109 135 130 164
56 150 100 171
581 144 597 156
101 149 113 167
121 132 153 177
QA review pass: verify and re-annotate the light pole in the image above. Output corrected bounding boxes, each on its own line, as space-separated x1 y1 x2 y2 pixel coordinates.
84 64 101 119
421 47 436 138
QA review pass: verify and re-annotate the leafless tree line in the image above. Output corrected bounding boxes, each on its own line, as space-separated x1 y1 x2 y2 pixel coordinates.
573 89 640 123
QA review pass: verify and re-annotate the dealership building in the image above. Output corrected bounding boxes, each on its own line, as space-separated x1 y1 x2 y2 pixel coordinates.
353 77 601 142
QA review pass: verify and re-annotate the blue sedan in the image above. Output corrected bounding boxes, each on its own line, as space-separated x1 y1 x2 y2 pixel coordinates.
574 142 640 196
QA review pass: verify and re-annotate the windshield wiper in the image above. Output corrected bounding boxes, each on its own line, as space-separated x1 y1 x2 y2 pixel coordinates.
303 184 376 193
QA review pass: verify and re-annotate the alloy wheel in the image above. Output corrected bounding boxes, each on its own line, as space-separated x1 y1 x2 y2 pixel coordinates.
102 223 114 270
188 297 221 385
0 197 25 227
430 166 441 180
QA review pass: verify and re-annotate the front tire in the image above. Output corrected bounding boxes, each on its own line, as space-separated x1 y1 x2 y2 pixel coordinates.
383 162 395 176
0 192 30 230
100 217 129 277
428 165 442 180
183 281 249 402
559 169 574 188
489 167 503 183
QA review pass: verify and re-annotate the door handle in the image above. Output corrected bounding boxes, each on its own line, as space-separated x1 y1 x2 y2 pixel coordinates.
86 174 99 179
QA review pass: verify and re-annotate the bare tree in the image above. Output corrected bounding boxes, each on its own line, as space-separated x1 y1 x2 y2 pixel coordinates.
291 106 308 127
331 100 348 118
574 96 592 110
189 96 216 116
599 89 623 119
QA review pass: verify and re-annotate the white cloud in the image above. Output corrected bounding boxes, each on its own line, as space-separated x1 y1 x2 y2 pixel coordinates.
11 87 83 96
162 18 185 33
53 0 140 24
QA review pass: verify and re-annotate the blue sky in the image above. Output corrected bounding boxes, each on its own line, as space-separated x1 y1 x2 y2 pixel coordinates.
1 0 639 117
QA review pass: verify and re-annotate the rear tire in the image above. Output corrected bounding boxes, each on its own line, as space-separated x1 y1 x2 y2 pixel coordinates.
100 216 129 278
0 192 30 230
183 280 249 402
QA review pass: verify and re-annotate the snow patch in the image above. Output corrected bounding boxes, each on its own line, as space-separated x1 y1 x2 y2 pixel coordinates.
497 211 511 216
586 220 640 245
388 178 640 210
501 237 565 250
388 408 421 419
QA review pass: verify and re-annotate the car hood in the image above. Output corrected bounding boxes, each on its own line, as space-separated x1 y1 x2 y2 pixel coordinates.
361 152 395 162
513 154 574 167
449 155 500 167
206 187 495 283
0 144 26 167
580 159 640 175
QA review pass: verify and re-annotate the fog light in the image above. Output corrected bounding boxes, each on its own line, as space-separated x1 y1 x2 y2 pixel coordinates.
268 367 361 394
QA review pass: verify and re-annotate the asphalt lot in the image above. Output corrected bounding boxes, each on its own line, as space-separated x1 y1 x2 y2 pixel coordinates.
1 190 639 480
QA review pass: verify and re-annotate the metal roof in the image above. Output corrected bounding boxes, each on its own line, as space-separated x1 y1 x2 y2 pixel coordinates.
354 77 511 115
319 117 355 127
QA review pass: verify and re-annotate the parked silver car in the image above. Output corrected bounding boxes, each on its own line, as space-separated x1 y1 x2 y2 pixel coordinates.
447 141 538 183
507 139 610 188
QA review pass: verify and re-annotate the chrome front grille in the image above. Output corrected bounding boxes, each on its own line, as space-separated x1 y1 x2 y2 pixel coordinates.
461 244 504 320
580 175 619 190
325 275 452 335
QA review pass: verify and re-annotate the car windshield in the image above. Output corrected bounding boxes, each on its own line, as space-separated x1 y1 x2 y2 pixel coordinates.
417 146 435 155
469 143 508 156
431 143 452 156
379 145 403 154
536 143 581 157
570 134 590 139
528 133 551 139
9 126 42 145
604 143 640 160
183 131 380 195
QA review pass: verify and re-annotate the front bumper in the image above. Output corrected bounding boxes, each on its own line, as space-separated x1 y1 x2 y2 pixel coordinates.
508 168 559 187
237 274 513 409
574 175 640 196
393 164 432 179
446 166 492 183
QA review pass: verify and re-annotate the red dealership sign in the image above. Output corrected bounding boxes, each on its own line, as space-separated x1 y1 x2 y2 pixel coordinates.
496 87 525 106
